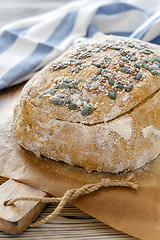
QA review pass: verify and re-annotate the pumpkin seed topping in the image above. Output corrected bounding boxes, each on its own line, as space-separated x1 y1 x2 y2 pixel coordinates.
126 84 133 92
92 62 102 68
108 77 115 86
38 90 49 98
151 70 159 75
48 38 160 115
131 56 138 61
94 48 100 52
135 72 142 80
149 56 156 62
142 61 149 70
97 68 103 75
142 57 149 63
119 67 129 73
127 52 133 58
65 98 72 104
68 103 78 110
101 69 107 76
76 77 84 84
120 50 127 56
128 43 134 48
104 56 112 63
112 46 122 50
156 56 160 62
116 83 124 90
87 81 93 89
134 63 141 69
81 106 93 116
92 76 98 81
49 89 56 95
148 65 153 72
142 49 152 54
153 63 159 69
108 89 117 100
51 98 64 106
61 82 77 89
59 64 68 70
121 57 129 62
72 67 80 73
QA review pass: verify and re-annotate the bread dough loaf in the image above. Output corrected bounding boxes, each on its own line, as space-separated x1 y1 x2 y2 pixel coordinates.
13 34 160 173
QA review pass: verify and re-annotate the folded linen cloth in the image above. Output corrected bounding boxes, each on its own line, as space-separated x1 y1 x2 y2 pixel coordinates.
0 0 160 90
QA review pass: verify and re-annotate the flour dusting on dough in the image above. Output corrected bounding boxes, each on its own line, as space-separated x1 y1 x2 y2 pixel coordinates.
109 116 133 140
142 126 160 138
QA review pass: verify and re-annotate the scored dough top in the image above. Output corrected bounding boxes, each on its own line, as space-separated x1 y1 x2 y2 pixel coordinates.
19 35 160 124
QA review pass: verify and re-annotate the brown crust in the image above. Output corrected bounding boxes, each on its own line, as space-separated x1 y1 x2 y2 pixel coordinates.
13 34 160 173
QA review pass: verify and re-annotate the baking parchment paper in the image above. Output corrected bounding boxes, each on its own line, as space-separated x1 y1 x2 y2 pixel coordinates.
0 84 160 240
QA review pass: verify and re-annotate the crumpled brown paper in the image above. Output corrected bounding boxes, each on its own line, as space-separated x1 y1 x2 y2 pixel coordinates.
1 84 160 240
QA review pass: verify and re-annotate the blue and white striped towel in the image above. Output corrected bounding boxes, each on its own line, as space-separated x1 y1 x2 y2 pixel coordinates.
0 0 160 91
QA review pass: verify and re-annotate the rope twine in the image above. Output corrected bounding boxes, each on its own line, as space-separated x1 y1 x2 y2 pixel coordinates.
4 174 138 227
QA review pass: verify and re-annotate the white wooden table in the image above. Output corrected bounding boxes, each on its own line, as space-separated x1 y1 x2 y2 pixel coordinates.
0 1 138 239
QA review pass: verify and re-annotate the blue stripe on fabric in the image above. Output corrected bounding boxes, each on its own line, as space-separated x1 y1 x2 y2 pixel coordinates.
86 24 100 38
46 10 78 47
0 30 18 54
0 43 53 90
0 10 79 90
131 14 160 40
150 35 160 45
96 3 147 15
108 31 133 37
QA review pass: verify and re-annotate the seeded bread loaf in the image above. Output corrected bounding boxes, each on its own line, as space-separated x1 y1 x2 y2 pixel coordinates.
13 34 160 173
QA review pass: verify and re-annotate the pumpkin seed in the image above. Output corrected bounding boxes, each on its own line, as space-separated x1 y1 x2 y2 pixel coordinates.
121 57 129 62
151 70 159 75
131 56 138 61
127 52 133 58
72 67 80 73
101 69 106 76
92 62 102 68
149 56 156 62
108 77 115 86
142 61 149 70
97 68 103 75
92 76 98 81
76 77 84 84
142 57 149 62
134 63 141 69
120 50 127 56
59 64 68 70
65 98 72 104
104 56 112 63
49 89 56 95
61 82 77 89
108 89 117 100
128 43 134 48
94 48 100 52
148 65 153 71
113 46 122 50
51 98 64 106
135 72 142 80
119 67 129 73
38 90 48 98
142 49 152 54
116 83 124 90
68 103 78 110
126 84 133 92
55 83 60 89
87 81 93 88
64 79 73 83
81 106 93 116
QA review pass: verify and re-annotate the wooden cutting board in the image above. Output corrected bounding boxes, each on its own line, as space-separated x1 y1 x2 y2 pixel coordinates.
0 177 48 235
